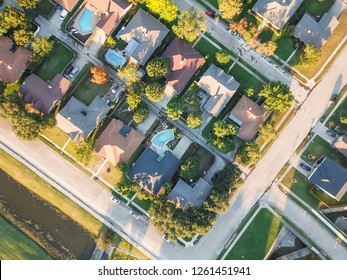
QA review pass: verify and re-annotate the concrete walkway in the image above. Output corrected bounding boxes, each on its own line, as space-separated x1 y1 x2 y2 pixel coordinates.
172 135 193 159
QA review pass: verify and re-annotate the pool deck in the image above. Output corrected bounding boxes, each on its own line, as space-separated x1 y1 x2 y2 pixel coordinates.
72 5 99 36
150 129 174 157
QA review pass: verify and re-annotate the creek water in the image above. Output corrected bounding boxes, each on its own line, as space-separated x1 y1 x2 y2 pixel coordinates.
0 169 96 259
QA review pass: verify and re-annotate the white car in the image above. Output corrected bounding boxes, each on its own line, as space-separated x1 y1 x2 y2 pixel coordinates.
69 67 79 79
110 195 120 204
60 9 68 21
129 210 139 219
162 234 170 243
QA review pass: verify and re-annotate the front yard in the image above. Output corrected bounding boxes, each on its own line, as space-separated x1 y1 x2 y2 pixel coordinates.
35 39 74 81
327 94 347 134
41 126 69 148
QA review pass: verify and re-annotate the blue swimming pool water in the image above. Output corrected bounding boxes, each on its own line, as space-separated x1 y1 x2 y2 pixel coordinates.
106 50 126 67
79 9 93 33
152 129 174 147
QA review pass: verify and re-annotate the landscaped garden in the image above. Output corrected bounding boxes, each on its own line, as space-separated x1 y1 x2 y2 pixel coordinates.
223 208 282 260
301 135 347 167
35 39 75 81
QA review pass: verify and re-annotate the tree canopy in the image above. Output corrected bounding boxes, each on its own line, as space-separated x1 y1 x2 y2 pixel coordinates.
172 7 207 43
133 104 149 123
186 113 202 129
145 82 164 102
118 63 140 85
15 0 37 10
90 66 109 85
179 156 200 180
299 44 322 67
75 139 94 165
218 0 243 19
215 49 231 64
146 57 169 78
213 120 238 138
259 82 293 112
236 141 260 166
258 121 277 141
13 28 33 46
166 102 184 121
31 37 53 62
146 0 178 22
126 82 142 110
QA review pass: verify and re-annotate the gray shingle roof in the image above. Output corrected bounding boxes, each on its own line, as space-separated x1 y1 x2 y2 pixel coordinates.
308 157 347 201
56 96 110 141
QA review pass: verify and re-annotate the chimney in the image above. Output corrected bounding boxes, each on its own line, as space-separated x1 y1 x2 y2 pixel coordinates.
7 65 12 70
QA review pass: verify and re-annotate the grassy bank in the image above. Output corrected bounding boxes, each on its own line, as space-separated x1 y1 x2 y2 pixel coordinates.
0 215 52 260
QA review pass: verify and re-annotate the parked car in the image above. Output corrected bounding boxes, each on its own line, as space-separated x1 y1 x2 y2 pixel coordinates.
162 234 170 243
60 9 68 21
111 85 119 94
211 172 218 182
205 10 215 19
326 129 336 137
330 93 338 102
299 163 311 171
110 195 120 204
129 210 139 219
64 64 73 76
69 67 79 79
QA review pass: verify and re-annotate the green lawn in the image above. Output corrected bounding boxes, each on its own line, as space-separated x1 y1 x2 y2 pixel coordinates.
0 215 52 260
181 84 201 114
41 126 69 148
190 147 215 181
327 94 347 134
132 197 152 212
301 135 347 167
312 187 347 207
35 40 74 81
224 208 282 260
206 0 218 9
282 168 322 209
72 71 111 106
275 36 297 61
305 0 335 18
37 0 56 16
228 63 264 92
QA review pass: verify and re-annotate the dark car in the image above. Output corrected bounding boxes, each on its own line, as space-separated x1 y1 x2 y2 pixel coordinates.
299 163 311 171
205 10 215 19
211 172 218 182
64 64 73 75
326 129 336 137
330 93 338 102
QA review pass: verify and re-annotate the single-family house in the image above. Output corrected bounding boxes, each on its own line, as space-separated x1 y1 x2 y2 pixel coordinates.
334 135 347 158
197 64 240 117
229 95 271 141
252 0 304 31
308 157 347 201
95 119 144 165
0 36 30 83
118 9 169 65
167 178 213 209
19 74 71 114
56 96 110 141
161 37 205 93
127 148 181 195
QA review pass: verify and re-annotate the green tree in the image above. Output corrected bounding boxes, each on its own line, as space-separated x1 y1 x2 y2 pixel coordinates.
187 112 202 129
258 121 277 141
133 104 149 123
146 57 169 78
218 0 243 19
215 49 231 64
90 66 109 85
145 82 164 102
210 135 234 153
340 117 347 124
105 36 116 48
172 7 207 43
128 0 145 4
118 63 140 85
299 44 322 67
116 176 139 196
126 82 142 110
15 0 38 9
31 37 53 62
179 156 200 180
146 0 178 22
75 139 93 165
13 29 33 46
0 5 27 33
257 41 277 56
236 141 260 166
244 87 254 97
259 82 293 112
166 102 184 121
213 120 238 138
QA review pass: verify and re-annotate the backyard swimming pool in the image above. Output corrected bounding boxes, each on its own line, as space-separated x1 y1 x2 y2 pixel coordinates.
79 9 93 33
105 49 126 68
152 129 174 147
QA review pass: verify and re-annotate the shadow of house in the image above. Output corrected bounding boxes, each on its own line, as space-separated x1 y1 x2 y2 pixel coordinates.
228 95 272 141
197 64 240 117
308 157 347 201
19 74 71 114
252 0 304 31
167 178 212 210
95 118 144 165
56 96 110 141
161 37 205 94
127 148 181 195
0 36 30 83
118 9 169 66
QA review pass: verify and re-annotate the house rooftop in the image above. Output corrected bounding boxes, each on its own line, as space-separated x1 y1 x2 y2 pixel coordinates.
0 36 30 83
229 95 271 141
252 0 304 30
118 9 169 65
57 0 79 12
56 96 110 141
161 37 205 93
19 73 71 114
308 157 347 201
127 148 180 195
167 178 213 209
95 119 144 165
198 64 240 117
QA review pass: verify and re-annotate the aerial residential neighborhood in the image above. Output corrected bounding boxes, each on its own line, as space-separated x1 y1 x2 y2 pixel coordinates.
0 0 347 263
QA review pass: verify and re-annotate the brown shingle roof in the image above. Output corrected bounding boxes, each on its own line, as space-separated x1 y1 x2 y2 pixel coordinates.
57 0 79 12
19 73 70 114
0 36 30 83
161 38 205 93
229 95 271 141
95 119 144 165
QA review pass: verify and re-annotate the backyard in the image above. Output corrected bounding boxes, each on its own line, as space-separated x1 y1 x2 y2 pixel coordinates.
37 0 56 17
72 69 112 106
301 135 347 167
180 84 202 116
35 39 75 81
190 147 215 181
224 208 282 260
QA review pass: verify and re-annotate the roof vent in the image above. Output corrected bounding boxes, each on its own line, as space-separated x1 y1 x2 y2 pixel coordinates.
48 85 52 89
7 65 12 70
81 110 87 116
